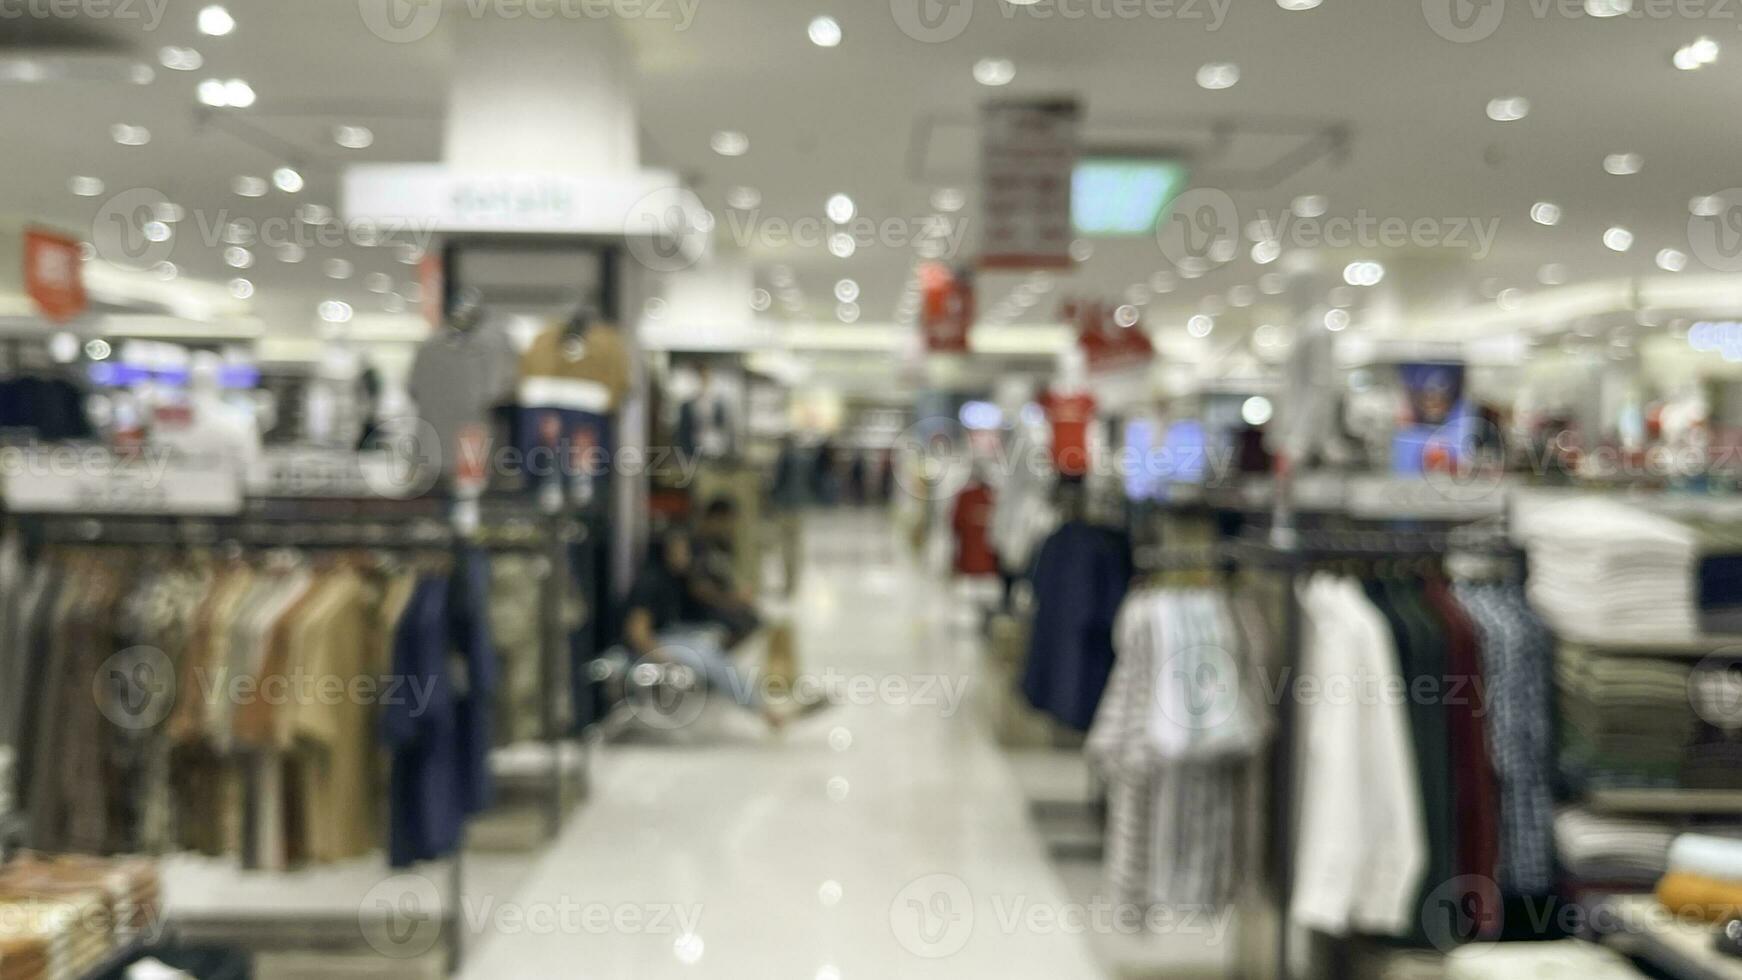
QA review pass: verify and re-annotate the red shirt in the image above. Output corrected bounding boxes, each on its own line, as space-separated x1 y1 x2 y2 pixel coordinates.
951 482 999 576
1041 390 1096 476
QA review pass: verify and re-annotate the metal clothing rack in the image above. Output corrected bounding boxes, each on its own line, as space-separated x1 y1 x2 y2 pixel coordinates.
1226 522 1499 980
12 495 586 974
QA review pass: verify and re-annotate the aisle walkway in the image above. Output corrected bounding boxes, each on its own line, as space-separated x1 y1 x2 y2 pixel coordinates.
460 509 1107 978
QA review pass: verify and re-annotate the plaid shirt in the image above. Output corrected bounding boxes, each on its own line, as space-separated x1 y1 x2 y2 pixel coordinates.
1454 582 1557 894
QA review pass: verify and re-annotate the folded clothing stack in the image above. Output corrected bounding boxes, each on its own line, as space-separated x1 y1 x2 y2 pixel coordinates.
1515 497 1700 644
1445 938 1645 978
1689 520 1742 635
1557 645 1697 791
0 853 161 980
1657 832 1742 925
1555 806 1677 887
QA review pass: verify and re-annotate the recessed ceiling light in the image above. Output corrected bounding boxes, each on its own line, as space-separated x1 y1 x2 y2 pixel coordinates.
931 187 965 213
1603 152 1642 175
1497 288 1523 310
1196 62 1240 90
1537 263 1568 285
227 278 254 299
298 203 334 225
1111 305 1139 327
710 130 749 156
1485 97 1529 122
276 243 306 264
1323 308 1350 331
131 64 155 85
325 258 354 279
198 5 235 36
1530 201 1561 225
232 175 267 197
834 279 860 302
1251 240 1281 264
365 272 393 293
828 232 856 258
1343 261 1385 286
1187 314 1214 337
1292 194 1328 218
836 302 860 323
222 221 253 245
69 176 104 197
272 167 304 193
319 300 354 324
1585 0 1631 13
1682 36 1720 68
198 77 255 108
1278 0 1322 8
1656 248 1689 271
151 262 178 281
1691 195 1724 216
726 186 760 210
1150 271 1176 293
334 125 374 149
153 203 183 223
973 58 1015 86
1070 239 1094 262
749 288 772 312
808 15 842 47
223 246 254 269
142 221 172 243
825 193 855 223
107 123 149 147
159 46 202 71
1602 226 1634 251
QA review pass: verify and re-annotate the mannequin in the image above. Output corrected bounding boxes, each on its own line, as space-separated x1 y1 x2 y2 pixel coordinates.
518 301 631 505
153 351 261 473
408 286 518 482
1040 348 1096 480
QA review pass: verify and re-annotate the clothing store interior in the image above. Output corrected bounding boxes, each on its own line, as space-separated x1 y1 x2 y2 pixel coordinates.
11 2 1742 979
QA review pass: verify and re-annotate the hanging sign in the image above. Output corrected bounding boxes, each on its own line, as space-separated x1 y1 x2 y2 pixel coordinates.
1064 299 1154 375
979 98 1080 270
420 248 444 330
23 227 86 324
919 262 974 353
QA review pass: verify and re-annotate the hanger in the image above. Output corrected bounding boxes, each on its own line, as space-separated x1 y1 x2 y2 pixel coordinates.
562 304 598 362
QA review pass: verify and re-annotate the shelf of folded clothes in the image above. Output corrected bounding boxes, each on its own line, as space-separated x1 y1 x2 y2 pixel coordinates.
1589 790 1742 816
1552 629 1742 658
1602 893 1742 980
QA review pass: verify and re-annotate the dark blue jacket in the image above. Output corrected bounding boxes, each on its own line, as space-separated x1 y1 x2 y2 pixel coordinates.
382 551 497 867
1021 522 1132 731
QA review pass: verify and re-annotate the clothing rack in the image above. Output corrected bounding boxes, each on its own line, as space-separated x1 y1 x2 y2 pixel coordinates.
1226 522 1517 980
11 496 587 974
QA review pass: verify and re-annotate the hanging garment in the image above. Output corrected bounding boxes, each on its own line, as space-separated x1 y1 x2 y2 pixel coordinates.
409 321 520 476
950 481 999 576
1020 522 1131 731
1290 574 1427 938
1087 588 1268 906
1039 389 1096 476
1456 580 1557 896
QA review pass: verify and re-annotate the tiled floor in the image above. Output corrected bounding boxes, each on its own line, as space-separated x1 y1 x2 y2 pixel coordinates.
458 509 1110 978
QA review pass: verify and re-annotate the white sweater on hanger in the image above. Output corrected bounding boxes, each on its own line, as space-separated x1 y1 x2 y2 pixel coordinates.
1289 575 1427 937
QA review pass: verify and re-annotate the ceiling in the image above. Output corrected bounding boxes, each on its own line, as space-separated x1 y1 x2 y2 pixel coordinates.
1 0 1738 359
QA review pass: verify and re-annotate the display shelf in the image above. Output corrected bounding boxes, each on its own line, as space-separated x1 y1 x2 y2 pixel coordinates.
1586 788 1742 815
1599 895 1742 980
1551 628 1742 658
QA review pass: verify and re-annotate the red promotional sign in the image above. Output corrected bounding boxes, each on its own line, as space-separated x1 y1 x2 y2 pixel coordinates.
1064 298 1155 375
420 248 444 331
23 227 86 324
919 262 974 353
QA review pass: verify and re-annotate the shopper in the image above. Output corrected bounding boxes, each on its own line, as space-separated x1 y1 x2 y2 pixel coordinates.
622 529 785 731
688 496 762 645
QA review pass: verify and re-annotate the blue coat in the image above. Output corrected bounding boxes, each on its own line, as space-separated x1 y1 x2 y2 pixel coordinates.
1020 522 1132 731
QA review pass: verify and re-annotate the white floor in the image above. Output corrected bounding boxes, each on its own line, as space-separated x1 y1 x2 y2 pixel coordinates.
458 509 1111 979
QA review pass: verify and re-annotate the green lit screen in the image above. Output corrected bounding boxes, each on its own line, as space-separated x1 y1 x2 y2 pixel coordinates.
1071 158 1191 236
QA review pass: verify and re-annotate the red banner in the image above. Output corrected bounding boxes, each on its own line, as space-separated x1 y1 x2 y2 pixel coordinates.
23 227 86 324
1064 298 1154 375
919 262 973 353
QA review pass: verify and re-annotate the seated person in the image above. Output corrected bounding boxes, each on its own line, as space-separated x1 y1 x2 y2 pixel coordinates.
685 496 762 646
621 528 787 732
